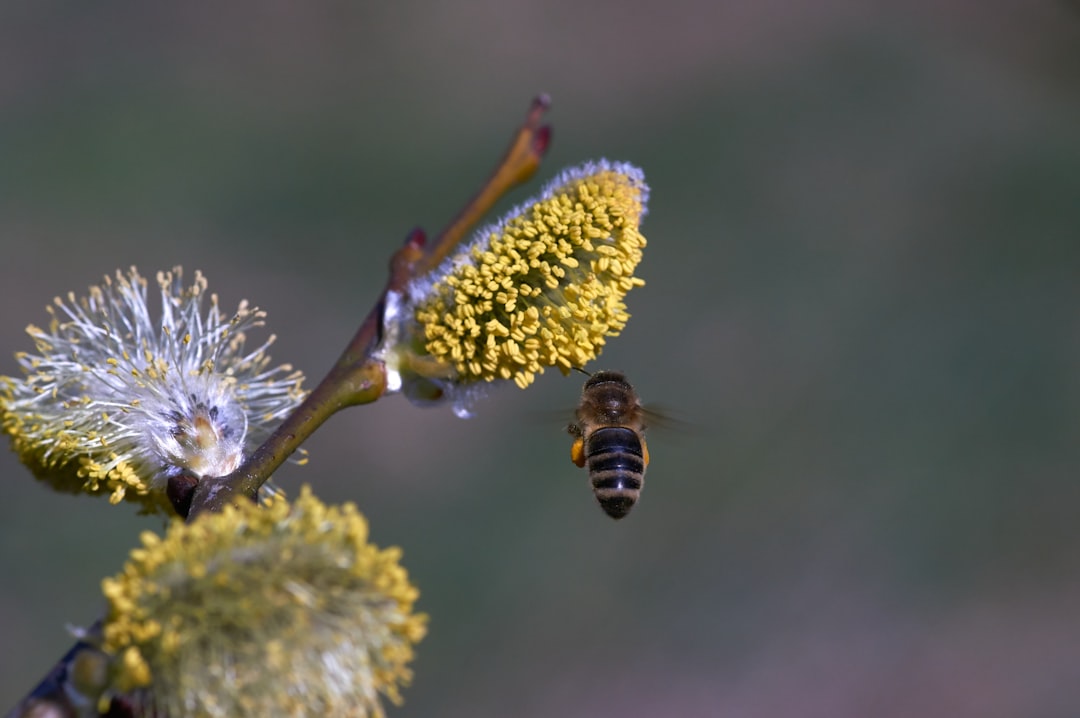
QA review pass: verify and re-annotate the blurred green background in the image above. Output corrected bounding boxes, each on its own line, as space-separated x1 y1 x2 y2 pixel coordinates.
2 2 1079 716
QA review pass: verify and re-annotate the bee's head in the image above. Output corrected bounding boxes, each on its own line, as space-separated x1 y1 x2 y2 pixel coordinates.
584 370 631 391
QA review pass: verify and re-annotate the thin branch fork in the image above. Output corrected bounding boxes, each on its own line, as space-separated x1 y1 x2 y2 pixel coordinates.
183 94 551 519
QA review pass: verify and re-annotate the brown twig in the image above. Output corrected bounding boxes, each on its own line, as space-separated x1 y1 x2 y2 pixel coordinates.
183 95 551 518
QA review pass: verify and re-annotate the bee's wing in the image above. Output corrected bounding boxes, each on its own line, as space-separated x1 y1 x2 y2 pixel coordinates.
526 407 582 434
639 404 692 435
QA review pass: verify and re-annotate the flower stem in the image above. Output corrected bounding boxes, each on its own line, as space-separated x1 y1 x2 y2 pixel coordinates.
185 95 552 519
418 93 552 275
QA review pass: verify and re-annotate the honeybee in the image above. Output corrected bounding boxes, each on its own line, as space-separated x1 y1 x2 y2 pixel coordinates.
568 370 650 520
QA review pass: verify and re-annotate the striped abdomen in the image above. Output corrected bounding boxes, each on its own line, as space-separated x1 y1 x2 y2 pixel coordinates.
584 426 645 520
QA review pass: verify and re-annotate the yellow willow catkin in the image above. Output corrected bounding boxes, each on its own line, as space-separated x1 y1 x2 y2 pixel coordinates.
100 486 426 717
382 160 648 417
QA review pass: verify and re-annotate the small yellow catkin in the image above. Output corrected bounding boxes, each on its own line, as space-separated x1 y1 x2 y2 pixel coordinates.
100 486 426 717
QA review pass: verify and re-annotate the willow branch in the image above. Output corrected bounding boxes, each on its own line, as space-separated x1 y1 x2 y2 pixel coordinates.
10 95 553 718
183 95 551 519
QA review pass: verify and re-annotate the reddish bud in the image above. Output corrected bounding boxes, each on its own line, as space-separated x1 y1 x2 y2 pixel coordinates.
404 227 427 250
533 125 552 157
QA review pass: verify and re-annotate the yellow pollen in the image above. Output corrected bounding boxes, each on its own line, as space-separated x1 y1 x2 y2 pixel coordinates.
412 165 647 389
99 486 426 713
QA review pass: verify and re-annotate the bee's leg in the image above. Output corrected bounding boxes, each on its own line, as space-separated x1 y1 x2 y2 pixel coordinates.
570 437 587 467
